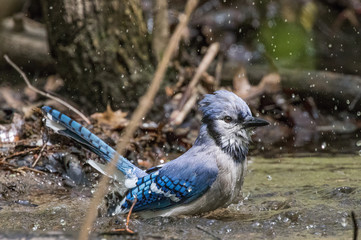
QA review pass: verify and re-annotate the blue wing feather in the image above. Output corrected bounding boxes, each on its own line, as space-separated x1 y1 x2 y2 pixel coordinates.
121 157 218 212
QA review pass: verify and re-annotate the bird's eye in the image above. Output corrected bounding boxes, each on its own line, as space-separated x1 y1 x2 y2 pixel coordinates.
223 116 233 123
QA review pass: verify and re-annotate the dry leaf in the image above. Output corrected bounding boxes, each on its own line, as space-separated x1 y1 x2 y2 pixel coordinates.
233 69 281 100
24 86 38 101
258 73 281 94
44 75 64 92
90 104 128 129
165 86 174 97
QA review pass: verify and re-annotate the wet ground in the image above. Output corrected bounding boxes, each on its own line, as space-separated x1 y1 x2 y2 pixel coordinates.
0 154 360 239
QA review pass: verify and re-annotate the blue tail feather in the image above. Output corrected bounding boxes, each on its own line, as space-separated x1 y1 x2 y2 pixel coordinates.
42 106 146 178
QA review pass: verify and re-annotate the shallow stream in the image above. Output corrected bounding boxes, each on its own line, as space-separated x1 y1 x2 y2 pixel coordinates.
0 155 360 239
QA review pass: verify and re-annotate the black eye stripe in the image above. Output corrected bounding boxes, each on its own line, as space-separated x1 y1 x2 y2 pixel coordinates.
238 113 245 121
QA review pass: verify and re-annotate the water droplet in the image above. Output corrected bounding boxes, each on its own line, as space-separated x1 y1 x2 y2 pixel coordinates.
32 223 40 231
321 142 327 149
306 224 315 229
60 219 66 226
252 222 261 228
243 192 250 201
340 217 347 227
356 140 361 147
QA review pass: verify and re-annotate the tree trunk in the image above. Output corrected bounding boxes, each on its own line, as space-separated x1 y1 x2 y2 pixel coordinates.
41 0 154 112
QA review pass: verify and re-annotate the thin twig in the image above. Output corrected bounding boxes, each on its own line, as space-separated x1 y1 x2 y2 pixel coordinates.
0 161 45 174
178 42 219 110
16 166 45 174
1 146 41 162
196 225 220 240
3 55 91 125
352 211 358 240
152 0 170 62
78 1 199 239
32 143 47 168
214 54 223 90
349 91 361 111
170 88 199 125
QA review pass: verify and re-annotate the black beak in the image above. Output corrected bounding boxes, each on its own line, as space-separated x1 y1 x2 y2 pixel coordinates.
243 117 270 129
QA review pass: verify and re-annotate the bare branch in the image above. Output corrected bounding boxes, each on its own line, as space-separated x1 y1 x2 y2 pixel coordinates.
3 55 91 125
178 42 219 109
152 0 170 62
32 143 47 168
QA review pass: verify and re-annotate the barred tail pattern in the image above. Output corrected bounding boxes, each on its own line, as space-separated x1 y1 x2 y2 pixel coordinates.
42 106 146 178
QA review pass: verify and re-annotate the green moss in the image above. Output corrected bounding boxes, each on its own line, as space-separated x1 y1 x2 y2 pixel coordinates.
260 19 315 69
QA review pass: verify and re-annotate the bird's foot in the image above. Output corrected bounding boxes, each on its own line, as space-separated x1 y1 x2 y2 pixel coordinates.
111 197 137 234
111 226 135 234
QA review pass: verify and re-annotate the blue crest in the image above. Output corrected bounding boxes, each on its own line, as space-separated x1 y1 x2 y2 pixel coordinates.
199 90 252 122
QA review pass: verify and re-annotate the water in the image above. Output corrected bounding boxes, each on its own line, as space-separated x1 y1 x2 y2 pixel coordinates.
0 155 360 239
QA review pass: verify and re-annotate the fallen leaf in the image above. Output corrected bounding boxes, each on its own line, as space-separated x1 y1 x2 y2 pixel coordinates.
90 104 128 129
258 73 281 94
44 75 64 92
233 69 281 100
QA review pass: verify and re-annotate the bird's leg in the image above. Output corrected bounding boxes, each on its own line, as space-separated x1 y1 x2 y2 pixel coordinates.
125 197 137 233
113 197 137 234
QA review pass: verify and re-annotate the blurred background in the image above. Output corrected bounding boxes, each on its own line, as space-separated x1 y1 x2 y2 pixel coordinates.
0 0 360 157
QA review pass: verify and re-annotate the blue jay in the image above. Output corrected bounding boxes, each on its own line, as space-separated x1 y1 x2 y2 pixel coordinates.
42 90 269 219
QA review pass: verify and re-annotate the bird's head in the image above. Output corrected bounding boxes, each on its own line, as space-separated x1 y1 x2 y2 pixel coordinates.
199 90 269 162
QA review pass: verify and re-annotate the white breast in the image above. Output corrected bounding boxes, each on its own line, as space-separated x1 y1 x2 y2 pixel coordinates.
213 151 247 206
